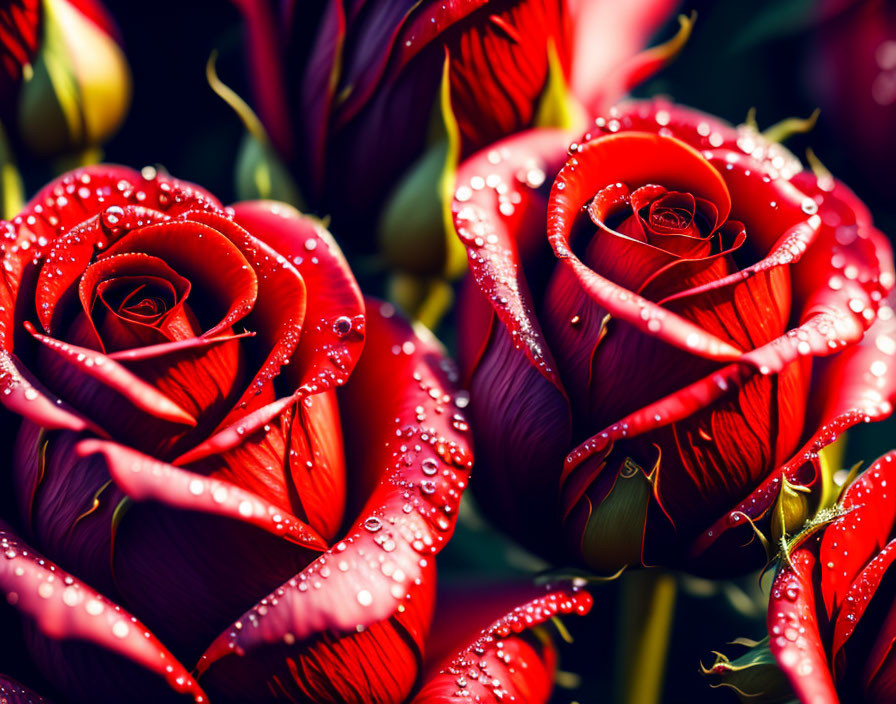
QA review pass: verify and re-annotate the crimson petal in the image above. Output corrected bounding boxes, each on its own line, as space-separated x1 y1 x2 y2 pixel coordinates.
228 202 365 397
768 548 839 704
823 451 896 624
195 299 472 703
413 588 592 704
0 524 207 703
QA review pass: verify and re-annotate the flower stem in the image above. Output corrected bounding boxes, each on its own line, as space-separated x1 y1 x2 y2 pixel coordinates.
615 571 677 704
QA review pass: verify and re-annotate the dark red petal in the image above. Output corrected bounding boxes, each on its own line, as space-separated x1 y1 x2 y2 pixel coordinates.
546 132 742 362
447 0 570 155
0 524 207 703
822 451 896 622
413 588 592 704
13 423 123 596
468 313 572 559
0 350 96 432
692 295 896 563
25 324 209 455
101 220 259 337
76 438 327 551
196 300 472 703
76 438 326 661
0 675 52 704
768 549 839 703
0 0 38 105
228 202 365 397
452 127 575 390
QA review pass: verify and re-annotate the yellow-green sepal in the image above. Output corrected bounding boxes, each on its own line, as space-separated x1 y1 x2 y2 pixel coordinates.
702 637 796 703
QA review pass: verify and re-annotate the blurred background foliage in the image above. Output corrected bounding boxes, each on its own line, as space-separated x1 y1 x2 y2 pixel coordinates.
10 0 893 701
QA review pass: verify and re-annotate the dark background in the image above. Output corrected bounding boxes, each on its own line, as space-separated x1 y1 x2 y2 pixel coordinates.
15 0 893 702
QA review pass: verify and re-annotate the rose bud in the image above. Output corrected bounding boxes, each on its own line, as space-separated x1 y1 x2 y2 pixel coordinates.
453 99 896 576
0 165 473 703
232 0 682 285
0 0 130 158
764 450 896 703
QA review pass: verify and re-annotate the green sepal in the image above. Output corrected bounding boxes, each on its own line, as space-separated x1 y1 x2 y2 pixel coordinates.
235 132 304 208
581 457 652 574
702 636 797 704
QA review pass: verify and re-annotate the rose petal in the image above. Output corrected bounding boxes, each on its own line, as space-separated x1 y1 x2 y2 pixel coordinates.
691 296 896 565
768 548 839 704
13 423 123 596
0 675 52 704
823 451 896 622
195 299 472 703
75 438 327 661
0 524 207 703
0 0 39 103
452 127 575 390
101 220 259 338
228 202 365 397
413 588 592 704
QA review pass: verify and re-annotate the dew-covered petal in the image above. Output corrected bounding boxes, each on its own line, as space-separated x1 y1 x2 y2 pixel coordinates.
74 438 326 661
768 549 839 704
452 127 575 389
228 201 365 397
413 588 593 704
822 451 896 620
195 300 472 703
692 296 896 565
0 524 207 704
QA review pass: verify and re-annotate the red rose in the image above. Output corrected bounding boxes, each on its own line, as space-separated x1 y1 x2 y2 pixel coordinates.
232 0 679 276
0 165 478 703
453 99 896 575
768 451 896 703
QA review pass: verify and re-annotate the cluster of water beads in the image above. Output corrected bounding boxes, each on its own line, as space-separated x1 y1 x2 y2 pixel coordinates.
0 529 206 702
432 589 592 701
197 314 472 673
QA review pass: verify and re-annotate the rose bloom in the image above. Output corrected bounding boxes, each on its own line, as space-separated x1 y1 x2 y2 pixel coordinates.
453 99 896 575
0 164 567 704
233 0 679 271
768 450 896 703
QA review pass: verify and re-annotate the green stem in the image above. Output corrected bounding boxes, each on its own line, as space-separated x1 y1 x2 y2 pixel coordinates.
616 571 677 704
